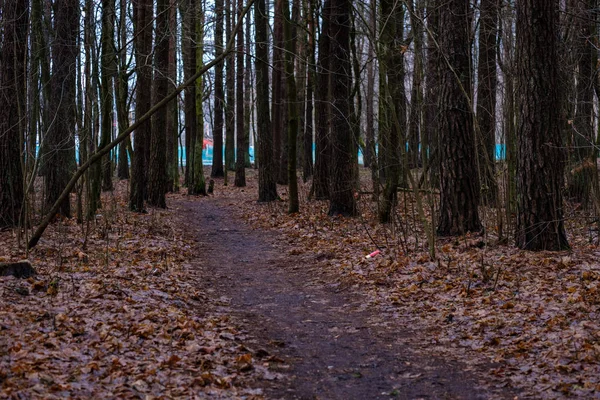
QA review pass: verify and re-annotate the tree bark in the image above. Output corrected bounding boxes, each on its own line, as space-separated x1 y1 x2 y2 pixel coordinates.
90 0 116 217
327 0 356 216
284 0 299 213
423 0 440 188
436 0 481 236
566 0 595 204
234 0 247 187
148 0 170 207
225 0 236 171
313 0 332 200
0 0 28 228
190 0 207 195
46 0 79 218
255 0 278 201
407 0 424 169
130 0 153 212
365 0 378 199
212 0 226 178
166 0 179 191
477 0 499 206
116 0 131 181
302 0 315 182
515 0 569 250
378 0 406 223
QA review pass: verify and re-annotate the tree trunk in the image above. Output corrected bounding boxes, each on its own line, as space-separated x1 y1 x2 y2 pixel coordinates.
515 0 569 250
148 0 170 207
327 0 356 216
423 0 440 188
255 0 278 201
566 0 595 204
100 0 115 193
477 0 499 206
46 0 79 218
166 0 179 191
365 0 378 199
273 0 288 185
0 0 28 228
225 0 236 171
244 9 253 168
302 0 315 182
116 0 130 181
313 0 331 200
212 0 226 178
234 0 247 187
130 0 153 212
90 0 116 217
190 1 207 195
284 0 299 213
378 0 406 223
407 0 423 169
436 0 481 236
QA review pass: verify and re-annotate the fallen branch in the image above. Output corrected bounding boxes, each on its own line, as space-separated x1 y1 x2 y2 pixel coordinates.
28 0 255 249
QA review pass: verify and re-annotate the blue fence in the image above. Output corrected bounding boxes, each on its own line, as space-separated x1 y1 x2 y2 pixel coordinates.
188 144 506 166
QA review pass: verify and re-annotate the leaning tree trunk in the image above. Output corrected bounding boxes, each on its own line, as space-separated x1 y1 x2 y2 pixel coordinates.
0 0 28 228
515 0 569 250
436 0 481 236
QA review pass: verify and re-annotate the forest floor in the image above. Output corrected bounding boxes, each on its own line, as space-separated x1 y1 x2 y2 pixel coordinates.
1 168 600 399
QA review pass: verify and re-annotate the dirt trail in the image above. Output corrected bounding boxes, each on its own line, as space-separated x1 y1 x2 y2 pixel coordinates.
175 198 513 400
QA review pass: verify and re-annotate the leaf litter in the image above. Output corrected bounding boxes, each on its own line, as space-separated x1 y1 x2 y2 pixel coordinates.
211 169 600 399
2 169 600 399
0 180 267 399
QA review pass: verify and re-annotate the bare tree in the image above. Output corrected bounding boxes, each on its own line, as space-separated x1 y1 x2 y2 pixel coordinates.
0 0 28 228
515 0 569 250
148 0 171 207
234 0 247 187
212 0 226 178
46 0 80 217
255 0 278 201
327 0 356 216
436 0 481 235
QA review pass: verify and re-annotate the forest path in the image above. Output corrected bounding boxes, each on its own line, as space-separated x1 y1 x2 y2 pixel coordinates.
174 197 510 400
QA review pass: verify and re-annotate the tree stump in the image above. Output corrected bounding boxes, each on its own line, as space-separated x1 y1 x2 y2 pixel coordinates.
0 260 36 278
